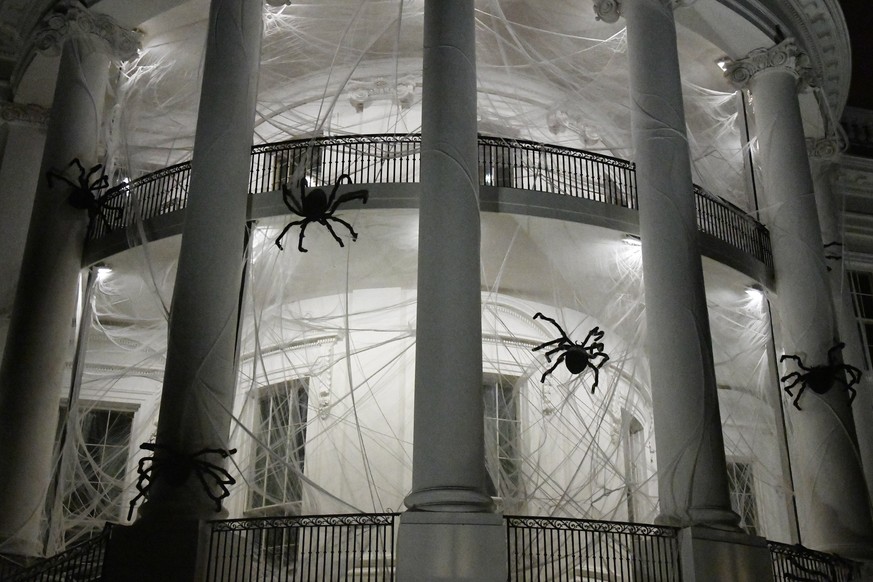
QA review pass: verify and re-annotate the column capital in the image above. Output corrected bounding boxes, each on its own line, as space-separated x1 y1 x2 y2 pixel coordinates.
722 38 819 91
32 1 140 62
593 0 696 22
0 101 49 128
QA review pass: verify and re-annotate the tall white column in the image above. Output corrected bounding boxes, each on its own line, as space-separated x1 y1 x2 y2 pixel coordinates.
0 4 136 556
726 40 873 557
137 0 263 522
809 138 873 522
397 2 505 580
616 0 739 530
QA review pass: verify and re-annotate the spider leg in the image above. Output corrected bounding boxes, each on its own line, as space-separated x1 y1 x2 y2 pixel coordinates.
329 189 369 213
827 342 847 363
843 364 863 388
328 216 360 240
533 313 572 344
543 345 567 363
792 385 806 410
589 365 601 394
780 354 811 372
320 218 346 247
281 183 304 215
579 326 605 348
275 219 306 251
846 384 857 405
780 371 803 391
46 171 78 190
69 158 87 176
297 221 311 252
589 351 610 369
532 337 567 353
540 353 566 383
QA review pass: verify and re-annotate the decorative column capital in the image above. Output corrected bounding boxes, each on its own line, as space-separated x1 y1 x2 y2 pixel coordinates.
33 1 140 61
722 38 819 91
0 101 50 128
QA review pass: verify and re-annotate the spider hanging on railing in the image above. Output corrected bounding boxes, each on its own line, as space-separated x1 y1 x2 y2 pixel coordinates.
127 442 237 520
780 342 862 410
46 158 124 230
532 312 610 393
275 173 369 252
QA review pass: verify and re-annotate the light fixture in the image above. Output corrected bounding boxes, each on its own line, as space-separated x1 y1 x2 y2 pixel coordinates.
715 57 731 72
95 263 112 279
622 234 641 246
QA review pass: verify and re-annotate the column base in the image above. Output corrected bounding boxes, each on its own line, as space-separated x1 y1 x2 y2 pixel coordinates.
103 519 205 582
678 526 773 582
396 511 506 581
403 486 495 513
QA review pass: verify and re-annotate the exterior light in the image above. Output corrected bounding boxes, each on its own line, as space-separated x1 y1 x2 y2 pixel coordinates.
622 234 641 246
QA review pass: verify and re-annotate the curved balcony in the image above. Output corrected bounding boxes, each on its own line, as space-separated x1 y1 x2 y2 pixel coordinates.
87 134 772 279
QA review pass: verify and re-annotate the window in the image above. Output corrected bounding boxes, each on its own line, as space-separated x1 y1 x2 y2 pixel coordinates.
249 378 309 515
51 406 134 543
483 374 522 506
621 412 646 522
848 270 873 369
727 461 759 536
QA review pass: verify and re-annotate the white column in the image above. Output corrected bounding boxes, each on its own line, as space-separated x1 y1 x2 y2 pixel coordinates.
0 4 136 556
726 41 873 557
0 105 47 355
136 0 263 522
397 2 505 580
619 0 739 529
809 138 873 521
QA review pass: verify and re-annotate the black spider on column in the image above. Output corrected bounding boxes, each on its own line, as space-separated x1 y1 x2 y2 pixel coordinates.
780 342 862 410
46 158 123 230
127 442 237 520
275 173 368 252
532 312 610 393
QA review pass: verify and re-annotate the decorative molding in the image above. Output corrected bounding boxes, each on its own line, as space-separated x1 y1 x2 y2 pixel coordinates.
32 1 140 62
722 38 818 91
592 0 622 23
806 137 841 161
348 76 418 113
0 101 49 127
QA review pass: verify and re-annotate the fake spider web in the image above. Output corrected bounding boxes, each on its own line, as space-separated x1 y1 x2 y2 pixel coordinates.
14 0 840 555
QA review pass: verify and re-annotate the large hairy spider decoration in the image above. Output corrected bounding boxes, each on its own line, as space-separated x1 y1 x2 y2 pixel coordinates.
46 158 123 229
532 312 610 392
275 174 368 252
127 442 237 519
780 342 862 410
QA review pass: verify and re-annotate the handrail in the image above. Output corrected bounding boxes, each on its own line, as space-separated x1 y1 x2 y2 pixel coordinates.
7 524 111 581
768 540 857 581
88 134 771 268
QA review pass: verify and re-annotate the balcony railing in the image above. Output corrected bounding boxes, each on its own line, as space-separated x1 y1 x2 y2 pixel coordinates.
204 513 397 582
5 524 111 581
90 134 771 268
506 515 681 581
769 541 857 582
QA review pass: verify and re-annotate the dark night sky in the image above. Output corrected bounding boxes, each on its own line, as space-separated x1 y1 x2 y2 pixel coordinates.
840 0 873 108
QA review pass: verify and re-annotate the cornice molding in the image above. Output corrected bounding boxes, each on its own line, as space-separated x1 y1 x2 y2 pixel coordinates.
722 38 817 91
0 100 49 127
32 1 140 62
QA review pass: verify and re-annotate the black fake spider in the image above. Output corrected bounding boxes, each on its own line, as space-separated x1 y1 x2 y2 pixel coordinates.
46 158 123 230
780 342 862 410
532 312 610 392
275 174 368 252
127 442 237 520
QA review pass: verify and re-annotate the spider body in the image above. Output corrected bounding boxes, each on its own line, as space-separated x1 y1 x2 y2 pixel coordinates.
532 312 610 392
46 158 123 230
127 442 237 519
780 342 862 410
275 173 368 252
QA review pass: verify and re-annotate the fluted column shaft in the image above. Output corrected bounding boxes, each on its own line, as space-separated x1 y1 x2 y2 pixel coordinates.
622 0 738 529
404 0 491 513
139 0 262 521
726 40 873 556
0 3 136 554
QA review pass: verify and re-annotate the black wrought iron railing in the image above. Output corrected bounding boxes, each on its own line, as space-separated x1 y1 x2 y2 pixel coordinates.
505 515 681 582
5 525 111 581
89 134 771 268
769 541 857 582
204 513 397 582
